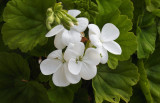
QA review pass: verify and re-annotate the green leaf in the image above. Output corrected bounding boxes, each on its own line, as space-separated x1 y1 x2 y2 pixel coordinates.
138 45 160 103
96 1 137 69
158 20 160 36
48 82 81 103
74 0 98 23
14 81 51 103
38 73 51 82
119 0 134 19
60 0 74 9
48 87 74 103
129 86 147 103
137 12 157 59
132 0 145 32
145 0 160 17
138 60 153 103
0 52 51 103
0 23 9 52
73 88 90 103
92 61 139 103
96 0 122 27
29 38 55 57
2 0 55 52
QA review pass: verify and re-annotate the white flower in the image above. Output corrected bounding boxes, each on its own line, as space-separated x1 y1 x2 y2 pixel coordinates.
46 10 89 49
88 23 122 64
64 42 100 80
40 50 81 87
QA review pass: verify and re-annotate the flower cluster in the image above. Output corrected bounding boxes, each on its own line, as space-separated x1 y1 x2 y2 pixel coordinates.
40 10 122 87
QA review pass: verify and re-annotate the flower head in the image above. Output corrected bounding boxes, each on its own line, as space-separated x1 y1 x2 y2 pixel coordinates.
88 23 122 64
40 50 81 87
64 42 101 80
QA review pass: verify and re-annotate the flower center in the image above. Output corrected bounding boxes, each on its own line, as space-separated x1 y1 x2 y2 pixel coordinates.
55 57 66 63
76 56 83 63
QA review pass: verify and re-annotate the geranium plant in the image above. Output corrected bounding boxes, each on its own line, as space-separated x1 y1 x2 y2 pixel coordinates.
0 0 160 103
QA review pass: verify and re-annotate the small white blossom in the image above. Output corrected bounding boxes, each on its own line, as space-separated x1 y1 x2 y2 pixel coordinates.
40 50 81 87
64 42 100 80
88 23 122 64
46 10 89 49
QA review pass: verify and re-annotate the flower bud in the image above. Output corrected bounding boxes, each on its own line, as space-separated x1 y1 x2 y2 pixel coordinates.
69 22 74 27
46 3 79 30
61 18 71 30
62 22 70 30
55 15 61 24
54 4 63 11
53 2 63 11
46 8 54 30
60 12 75 28
74 22 79 25
62 11 78 25
46 8 53 17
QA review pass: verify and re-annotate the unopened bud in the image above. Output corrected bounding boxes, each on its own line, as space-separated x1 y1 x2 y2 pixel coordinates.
64 12 78 23
54 2 62 10
55 4 63 11
46 8 54 30
57 12 63 19
69 22 74 27
46 8 53 16
58 2 62 4
55 15 61 24
74 22 79 25
61 14 74 29
63 23 70 30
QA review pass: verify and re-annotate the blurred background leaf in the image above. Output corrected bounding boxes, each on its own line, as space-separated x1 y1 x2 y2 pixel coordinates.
0 52 51 103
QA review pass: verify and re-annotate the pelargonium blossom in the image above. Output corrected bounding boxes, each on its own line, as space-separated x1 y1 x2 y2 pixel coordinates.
88 23 122 64
40 50 81 87
64 42 101 80
45 10 89 49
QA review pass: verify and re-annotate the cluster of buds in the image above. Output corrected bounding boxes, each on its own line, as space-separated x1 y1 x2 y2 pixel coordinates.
46 2 78 30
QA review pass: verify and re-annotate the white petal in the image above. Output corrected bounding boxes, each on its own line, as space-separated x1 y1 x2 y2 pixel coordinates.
88 24 100 35
103 41 122 55
72 17 89 32
89 34 102 47
97 47 108 64
52 65 70 87
62 29 82 46
80 63 97 80
83 48 100 65
47 50 63 60
46 25 64 37
40 59 62 75
64 42 85 61
64 63 81 84
100 23 120 42
68 58 82 75
54 32 66 49
68 10 81 17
